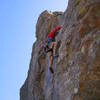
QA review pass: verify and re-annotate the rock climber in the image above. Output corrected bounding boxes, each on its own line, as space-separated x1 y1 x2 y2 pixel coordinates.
44 26 63 73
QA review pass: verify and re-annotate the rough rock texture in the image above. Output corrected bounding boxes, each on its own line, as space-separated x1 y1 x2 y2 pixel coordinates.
20 0 100 100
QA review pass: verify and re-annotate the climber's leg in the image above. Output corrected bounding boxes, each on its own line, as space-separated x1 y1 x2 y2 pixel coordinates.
53 39 58 58
53 42 57 56
49 51 53 67
48 51 54 73
47 39 54 73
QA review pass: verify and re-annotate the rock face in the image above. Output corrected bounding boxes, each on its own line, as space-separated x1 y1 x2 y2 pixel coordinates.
20 0 100 100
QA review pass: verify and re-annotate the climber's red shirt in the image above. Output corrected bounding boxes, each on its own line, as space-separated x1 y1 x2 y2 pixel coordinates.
48 26 62 39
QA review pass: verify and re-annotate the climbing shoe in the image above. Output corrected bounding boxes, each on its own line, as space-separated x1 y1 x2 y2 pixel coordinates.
49 67 54 73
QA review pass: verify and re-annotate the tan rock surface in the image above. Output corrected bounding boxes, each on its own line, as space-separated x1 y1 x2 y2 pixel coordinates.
20 0 100 100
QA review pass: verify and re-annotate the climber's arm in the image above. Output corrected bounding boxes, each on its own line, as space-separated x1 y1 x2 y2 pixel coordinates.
53 26 62 36
48 26 62 38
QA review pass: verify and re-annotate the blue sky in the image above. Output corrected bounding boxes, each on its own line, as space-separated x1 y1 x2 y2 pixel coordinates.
0 0 68 100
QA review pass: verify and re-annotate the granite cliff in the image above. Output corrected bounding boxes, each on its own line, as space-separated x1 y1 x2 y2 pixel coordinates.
20 0 100 100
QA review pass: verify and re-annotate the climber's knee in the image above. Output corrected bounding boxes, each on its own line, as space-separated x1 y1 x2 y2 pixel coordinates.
48 51 53 57
53 42 57 47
